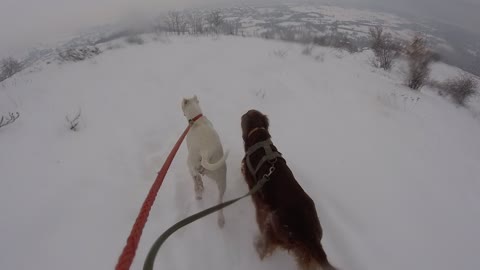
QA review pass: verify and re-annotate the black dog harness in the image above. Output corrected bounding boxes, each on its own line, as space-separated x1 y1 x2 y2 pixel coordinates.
245 139 282 180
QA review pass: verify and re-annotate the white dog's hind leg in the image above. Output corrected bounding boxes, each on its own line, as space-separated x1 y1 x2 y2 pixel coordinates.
194 175 204 200
216 172 226 228
188 157 204 200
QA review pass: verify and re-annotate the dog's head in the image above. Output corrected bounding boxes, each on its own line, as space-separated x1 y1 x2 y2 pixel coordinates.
181 95 202 120
241 109 269 141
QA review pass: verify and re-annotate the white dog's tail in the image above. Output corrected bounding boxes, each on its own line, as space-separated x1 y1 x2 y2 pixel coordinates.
201 150 229 171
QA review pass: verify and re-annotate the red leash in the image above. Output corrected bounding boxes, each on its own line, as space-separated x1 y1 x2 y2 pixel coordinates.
116 115 202 270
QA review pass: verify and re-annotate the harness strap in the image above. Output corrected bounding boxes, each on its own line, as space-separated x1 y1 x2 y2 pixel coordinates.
245 139 272 156
254 152 282 175
245 139 282 179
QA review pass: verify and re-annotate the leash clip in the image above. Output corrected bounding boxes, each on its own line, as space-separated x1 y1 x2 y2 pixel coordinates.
264 165 276 180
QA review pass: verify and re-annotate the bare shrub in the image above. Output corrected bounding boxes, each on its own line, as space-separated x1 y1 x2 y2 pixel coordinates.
369 26 384 53
315 53 325 62
273 49 288 58
405 35 433 90
0 112 20 130
58 46 101 62
125 35 144 45
66 110 81 131
312 32 358 53
368 26 400 70
442 74 478 106
1 57 22 82
302 43 314 55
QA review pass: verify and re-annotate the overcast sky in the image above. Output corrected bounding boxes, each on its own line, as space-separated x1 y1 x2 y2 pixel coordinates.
0 0 479 56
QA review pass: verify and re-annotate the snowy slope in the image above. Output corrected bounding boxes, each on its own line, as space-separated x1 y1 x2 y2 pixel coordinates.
1 36 480 270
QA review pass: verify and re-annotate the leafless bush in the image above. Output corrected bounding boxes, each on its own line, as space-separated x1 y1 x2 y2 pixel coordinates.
315 53 325 62
58 46 101 62
369 26 384 52
125 35 144 45
1 57 22 82
369 26 400 70
405 35 433 90
0 112 20 130
66 110 81 131
302 43 314 55
273 49 288 58
442 74 478 106
312 32 358 53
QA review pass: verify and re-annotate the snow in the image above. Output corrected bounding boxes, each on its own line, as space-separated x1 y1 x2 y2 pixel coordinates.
1 36 480 270
277 21 305 27
289 5 410 26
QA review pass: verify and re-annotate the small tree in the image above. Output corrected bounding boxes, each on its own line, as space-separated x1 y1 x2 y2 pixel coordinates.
1 57 22 82
406 35 433 90
443 74 478 106
369 26 400 70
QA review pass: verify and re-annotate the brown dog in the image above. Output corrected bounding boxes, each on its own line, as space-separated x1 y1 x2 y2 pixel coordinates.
241 110 336 270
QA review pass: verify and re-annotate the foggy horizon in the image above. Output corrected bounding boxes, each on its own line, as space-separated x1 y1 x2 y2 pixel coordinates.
1 0 479 56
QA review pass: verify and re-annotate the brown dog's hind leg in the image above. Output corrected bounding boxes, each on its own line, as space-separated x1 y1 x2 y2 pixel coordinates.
254 212 278 260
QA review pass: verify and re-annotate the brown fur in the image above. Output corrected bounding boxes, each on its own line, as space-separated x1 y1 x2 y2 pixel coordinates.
241 110 336 270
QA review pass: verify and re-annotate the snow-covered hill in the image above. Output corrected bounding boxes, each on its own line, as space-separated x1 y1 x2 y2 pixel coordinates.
1 36 479 270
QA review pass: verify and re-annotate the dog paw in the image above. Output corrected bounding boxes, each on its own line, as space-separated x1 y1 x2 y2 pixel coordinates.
194 176 204 200
195 187 203 200
254 235 266 260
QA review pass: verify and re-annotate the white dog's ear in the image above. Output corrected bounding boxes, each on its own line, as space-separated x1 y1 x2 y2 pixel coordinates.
193 95 199 104
182 98 188 106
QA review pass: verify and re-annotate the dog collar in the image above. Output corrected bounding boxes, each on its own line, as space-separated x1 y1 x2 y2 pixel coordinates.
188 114 203 125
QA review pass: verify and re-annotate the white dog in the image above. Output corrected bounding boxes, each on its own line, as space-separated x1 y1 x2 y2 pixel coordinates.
181 95 228 228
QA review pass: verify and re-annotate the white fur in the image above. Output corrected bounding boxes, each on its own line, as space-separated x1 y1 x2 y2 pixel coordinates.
181 95 228 228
